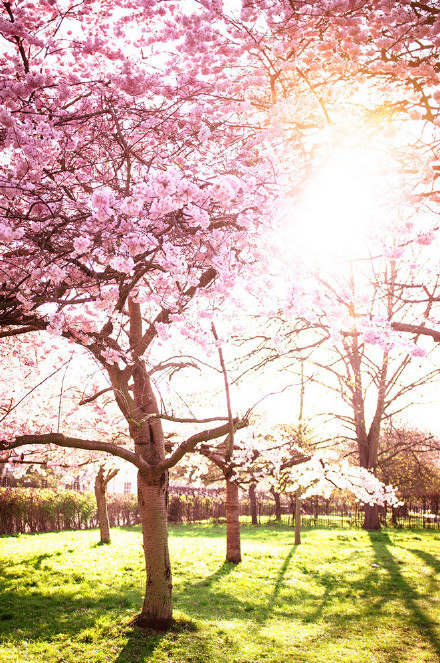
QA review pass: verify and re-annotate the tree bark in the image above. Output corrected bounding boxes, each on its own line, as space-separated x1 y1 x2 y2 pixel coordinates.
0 460 6 485
344 328 387 532
94 468 112 544
363 503 380 530
226 476 241 563
294 487 301 545
272 489 282 521
249 482 258 525
360 449 381 530
136 472 172 629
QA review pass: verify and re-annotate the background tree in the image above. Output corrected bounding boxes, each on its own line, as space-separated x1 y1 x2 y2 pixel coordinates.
375 424 440 499
94 465 119 545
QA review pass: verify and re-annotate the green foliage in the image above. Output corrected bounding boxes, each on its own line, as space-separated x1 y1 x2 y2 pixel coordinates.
374 427 440 499
379 451 440 499
0 488 145 535
107 492 138 526
167 494 221 523
1 525 440 662
0 488 98 534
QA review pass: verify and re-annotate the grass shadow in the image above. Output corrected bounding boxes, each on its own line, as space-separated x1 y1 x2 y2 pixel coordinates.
368 531 440 658
259 544 298 623
193 560 237 589
113 616 200 663
173 564 254 622
0 549 143 647
409 548 440 574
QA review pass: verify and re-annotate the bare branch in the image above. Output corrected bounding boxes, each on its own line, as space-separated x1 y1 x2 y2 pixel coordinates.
148 414 230 424
79 387 113 406
211 322 235 459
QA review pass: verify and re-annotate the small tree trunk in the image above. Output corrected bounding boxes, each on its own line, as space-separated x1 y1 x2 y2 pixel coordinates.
226 477 241 563
294 487 301 545
249 482 258 525
363 503 380 530
94 467 111 544
0 461 6 484
272 490 282 521
137 472 172 629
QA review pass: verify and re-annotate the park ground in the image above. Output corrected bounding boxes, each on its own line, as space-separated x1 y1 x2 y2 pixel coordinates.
0 524 440 663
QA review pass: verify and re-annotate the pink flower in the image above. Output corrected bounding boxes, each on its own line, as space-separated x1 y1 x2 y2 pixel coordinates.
109 256 135 274
73 236 92 254
417 231 435 245
410 346 427 358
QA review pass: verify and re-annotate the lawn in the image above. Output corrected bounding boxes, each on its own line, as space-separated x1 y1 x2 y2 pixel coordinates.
0 524 440 662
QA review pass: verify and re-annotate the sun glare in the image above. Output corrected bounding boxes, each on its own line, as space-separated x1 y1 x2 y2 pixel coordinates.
282 140 399 268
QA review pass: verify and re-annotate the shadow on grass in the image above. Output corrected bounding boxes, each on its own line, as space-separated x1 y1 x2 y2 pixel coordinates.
0 581 141 636
3 527 440 662
174 563 255 621
0 553 144 645
259 544 298 623
193 560 237 588
113 617 206 663
0 549 63 579
409 548 440 574
174 544 316 627
368 532 440 658
111 623 167 663
0 557 187 663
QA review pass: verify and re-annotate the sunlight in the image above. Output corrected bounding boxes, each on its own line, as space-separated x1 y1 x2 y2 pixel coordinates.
297 161 373 257
282 136 400 268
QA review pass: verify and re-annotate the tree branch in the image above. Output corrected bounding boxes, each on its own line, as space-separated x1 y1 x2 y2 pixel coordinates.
211 322 235 460
391 321 440 342
156 418 248 472
0 434 152 476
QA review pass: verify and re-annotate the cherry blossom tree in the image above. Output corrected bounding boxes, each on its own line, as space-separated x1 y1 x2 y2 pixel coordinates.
0 0 268 628
246 253 440 529
2 0 440 629
183 418 400 548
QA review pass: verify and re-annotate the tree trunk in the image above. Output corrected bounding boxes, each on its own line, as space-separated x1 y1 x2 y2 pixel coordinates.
363 503 380 530
294 487 301 545
226 477 241 563
360 451 381 530
136 472 172 629
94 468 111 544
272 490 282 521
249 482 258 525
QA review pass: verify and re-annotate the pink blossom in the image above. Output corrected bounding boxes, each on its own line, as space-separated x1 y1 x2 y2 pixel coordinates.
109 256 135 274
73 236 92 254
409 346 427 358
0 107 14 128
416 231 435 246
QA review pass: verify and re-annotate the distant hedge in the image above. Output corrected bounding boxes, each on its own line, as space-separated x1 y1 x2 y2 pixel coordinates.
0 488 230 534
0 488 140 535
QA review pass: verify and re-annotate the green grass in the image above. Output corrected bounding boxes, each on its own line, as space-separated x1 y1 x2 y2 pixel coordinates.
1 525 440 662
